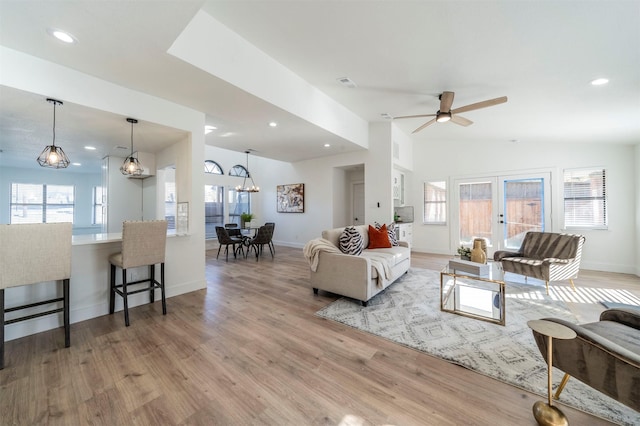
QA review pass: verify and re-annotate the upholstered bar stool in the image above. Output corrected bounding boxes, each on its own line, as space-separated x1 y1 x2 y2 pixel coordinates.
0 223 72 369
109 220 168 326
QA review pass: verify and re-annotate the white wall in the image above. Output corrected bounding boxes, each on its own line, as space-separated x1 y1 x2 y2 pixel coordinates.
409 139 637 274
636 144 640 276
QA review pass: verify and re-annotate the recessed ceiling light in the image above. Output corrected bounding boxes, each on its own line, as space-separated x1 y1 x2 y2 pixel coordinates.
337 77 357 88
47 28 76 44
591 78 609 86
324 143 331 148
204 125 217 134
84 146 96 150
72 162 81 166
269 122 278 127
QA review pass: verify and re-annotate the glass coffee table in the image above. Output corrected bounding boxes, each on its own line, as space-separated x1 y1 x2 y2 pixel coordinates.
440 258 506 326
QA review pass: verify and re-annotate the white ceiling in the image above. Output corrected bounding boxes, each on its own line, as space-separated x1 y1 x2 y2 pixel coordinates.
1 1 639 172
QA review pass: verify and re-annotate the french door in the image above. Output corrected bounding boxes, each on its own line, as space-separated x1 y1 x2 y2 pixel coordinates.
453 172 551 256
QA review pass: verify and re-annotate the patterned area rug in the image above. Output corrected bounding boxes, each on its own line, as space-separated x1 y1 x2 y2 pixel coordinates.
316 267 640 425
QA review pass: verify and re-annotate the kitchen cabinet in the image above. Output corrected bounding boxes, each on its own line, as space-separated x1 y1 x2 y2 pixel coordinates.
395 223 413 246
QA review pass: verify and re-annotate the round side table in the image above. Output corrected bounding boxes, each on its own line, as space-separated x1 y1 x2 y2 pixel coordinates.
527 319 577 426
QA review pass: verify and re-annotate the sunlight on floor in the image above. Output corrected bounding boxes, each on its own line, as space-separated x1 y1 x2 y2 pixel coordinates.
338 414 396 426
508 283 640 306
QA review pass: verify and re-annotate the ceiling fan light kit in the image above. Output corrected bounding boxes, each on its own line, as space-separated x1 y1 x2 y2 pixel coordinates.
394 91 508 133
436 112 451 123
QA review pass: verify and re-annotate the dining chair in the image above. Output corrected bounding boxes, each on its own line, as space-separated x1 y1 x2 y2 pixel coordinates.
264 222 276 255
245 225 274 260
224 223 242 238
0 223 72 369
109 220 168 327
216 226 244 261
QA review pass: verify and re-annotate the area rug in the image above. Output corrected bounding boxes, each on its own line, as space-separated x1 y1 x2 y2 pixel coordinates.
316 267 640 425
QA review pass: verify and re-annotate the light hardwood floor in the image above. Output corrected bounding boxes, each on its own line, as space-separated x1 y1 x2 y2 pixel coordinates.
1 246 638 425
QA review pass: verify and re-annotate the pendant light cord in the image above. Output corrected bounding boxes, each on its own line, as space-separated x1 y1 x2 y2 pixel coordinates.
51 101 57 148
130 120 134 155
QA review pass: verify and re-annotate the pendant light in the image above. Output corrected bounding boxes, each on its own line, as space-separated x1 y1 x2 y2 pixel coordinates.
37 98 71 168
120 118 144 176
235 150 260 192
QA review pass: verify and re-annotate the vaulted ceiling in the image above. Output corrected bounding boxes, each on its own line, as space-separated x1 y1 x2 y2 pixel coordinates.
1 1 638 171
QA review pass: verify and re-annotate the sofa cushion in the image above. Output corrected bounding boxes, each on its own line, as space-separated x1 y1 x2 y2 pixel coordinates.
364 246 410 266
521 232 580 259
339 226 364 255
368 224 392 249
375 221 398 246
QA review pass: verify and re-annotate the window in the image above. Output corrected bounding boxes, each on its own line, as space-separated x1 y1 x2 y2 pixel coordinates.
229 164 249 177
564 168 607 229
204 160 223 174
11 183 74 224
205 185 224 239
93 186 104 225
423 181 447 224
228 188 250 226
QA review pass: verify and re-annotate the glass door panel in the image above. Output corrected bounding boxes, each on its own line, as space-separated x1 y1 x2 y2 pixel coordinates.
500 177 546 250
458 180 495 246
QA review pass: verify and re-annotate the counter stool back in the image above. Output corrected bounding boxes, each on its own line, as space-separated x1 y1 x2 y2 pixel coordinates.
0 223 72 369
109 220 167 326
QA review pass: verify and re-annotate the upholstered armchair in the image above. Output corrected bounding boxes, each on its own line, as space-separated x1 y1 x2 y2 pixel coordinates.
493 232 585 294
531 308 640 412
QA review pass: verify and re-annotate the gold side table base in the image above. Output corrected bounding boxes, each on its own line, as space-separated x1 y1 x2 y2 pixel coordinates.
527 320 577 426
533 401 569 426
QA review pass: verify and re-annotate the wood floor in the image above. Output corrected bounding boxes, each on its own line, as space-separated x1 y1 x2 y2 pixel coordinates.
1 246 638 425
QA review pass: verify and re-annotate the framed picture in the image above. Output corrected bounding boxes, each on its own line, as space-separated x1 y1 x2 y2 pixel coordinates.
176 202 189 234
277 183 304 213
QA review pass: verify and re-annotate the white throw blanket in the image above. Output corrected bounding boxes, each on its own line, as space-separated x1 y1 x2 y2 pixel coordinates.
303 238 394 288
360 251 393 288
303 238 342 272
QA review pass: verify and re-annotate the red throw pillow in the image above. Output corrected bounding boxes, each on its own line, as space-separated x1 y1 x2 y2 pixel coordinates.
368 224 392 249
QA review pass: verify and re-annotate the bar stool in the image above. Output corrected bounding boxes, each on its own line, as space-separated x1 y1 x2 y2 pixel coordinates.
109 220 168 326
0 223 72 369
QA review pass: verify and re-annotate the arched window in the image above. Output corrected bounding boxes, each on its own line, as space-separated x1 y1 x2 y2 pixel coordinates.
204 160 223 174
229 164 249 177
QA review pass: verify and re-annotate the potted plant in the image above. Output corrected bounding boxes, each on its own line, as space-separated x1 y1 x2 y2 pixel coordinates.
457 245 471 261
240 212 254 228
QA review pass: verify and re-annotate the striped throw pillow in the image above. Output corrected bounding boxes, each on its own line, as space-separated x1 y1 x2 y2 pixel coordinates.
374 222 398 246
339 226 364 255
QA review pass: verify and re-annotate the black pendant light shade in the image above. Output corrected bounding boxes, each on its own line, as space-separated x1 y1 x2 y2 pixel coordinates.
37 98 70 169
120 118 144 176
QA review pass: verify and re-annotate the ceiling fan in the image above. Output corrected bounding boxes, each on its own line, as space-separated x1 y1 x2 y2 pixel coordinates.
394 91 508 134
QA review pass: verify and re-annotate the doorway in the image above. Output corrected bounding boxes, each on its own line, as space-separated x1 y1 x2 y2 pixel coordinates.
452 171 551 256
352 182 365 226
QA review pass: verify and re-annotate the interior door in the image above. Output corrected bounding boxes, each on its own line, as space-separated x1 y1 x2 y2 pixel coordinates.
454 171 551 256
352 182 365 226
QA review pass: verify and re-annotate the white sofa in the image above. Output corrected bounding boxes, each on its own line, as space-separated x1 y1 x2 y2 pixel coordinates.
308 224 411 306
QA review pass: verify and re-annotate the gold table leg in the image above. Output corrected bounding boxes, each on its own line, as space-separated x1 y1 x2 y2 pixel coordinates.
532 335 569 426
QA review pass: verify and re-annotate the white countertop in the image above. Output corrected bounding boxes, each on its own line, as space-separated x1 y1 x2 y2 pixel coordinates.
72 230 184 245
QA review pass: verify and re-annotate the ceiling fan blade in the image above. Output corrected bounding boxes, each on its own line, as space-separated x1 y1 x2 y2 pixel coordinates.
450 115 473 127
412 118 437 133
451 96 508 114
440 91 455 112
393 113 436 120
